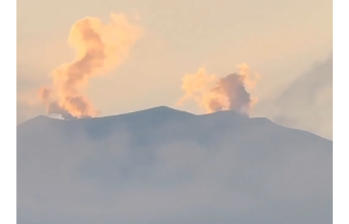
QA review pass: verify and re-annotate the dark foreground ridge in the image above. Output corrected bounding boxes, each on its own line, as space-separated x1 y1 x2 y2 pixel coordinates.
16 106 332 148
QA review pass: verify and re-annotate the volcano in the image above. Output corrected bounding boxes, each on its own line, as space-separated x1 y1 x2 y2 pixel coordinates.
17 106 332 224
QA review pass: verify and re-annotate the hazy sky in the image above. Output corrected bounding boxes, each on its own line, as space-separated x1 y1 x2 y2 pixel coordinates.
17 0 332 138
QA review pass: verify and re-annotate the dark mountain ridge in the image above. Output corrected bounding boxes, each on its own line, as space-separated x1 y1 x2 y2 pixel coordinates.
17 106 332 224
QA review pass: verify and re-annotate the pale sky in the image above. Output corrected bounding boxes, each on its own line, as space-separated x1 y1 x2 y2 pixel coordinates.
17 0 332 138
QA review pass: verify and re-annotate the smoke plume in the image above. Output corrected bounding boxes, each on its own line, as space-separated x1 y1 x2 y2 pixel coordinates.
178 64 259 115
38 13 141 119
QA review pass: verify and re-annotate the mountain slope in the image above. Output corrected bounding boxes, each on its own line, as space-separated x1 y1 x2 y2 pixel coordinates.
17 106 332 224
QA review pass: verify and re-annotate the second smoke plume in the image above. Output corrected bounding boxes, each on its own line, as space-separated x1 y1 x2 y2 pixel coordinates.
178 64 259 115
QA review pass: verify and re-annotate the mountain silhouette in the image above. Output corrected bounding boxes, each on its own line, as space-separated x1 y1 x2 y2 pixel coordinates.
17 106 332 224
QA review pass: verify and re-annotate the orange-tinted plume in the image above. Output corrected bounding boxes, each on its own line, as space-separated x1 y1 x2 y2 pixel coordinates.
178 63 260 115
38 13 141 119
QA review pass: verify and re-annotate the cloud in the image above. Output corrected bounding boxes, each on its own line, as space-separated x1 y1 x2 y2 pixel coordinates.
272 55 333 139
277 55 332 106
